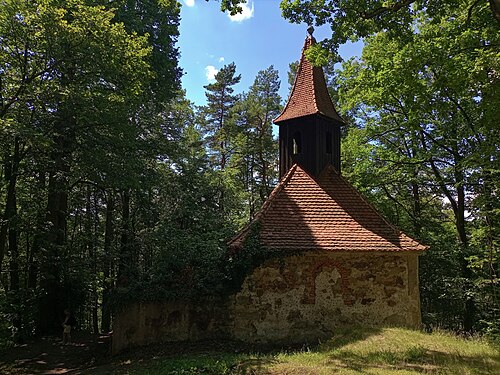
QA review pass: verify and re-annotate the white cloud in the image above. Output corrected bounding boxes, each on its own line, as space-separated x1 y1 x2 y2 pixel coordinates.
183 0 195 7
218 57 225 62
205 65 218 81
228 1 254 22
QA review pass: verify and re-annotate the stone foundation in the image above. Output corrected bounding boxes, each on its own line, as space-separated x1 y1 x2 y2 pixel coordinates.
112 251 421 353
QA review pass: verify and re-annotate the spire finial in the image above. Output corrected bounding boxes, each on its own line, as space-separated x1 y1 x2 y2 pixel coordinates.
307 25 314 36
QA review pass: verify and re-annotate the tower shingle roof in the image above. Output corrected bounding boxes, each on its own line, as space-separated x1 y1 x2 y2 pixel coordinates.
274 33 344 124
228 164 427 253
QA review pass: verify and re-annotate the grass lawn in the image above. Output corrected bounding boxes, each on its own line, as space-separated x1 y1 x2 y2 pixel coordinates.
123 327 500 375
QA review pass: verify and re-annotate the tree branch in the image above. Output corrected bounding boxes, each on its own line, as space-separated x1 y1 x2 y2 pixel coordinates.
362 0 416 19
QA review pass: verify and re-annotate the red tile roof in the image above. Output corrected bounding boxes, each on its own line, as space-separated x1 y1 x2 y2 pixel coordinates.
274 34 344 124
229 164 427 253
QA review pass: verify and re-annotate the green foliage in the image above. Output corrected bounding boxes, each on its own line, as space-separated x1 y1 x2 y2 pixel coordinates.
135 354 245 375
224 222 267 295
0 0 180 334
280 1 500 56
111 220 280 308
0 288 38 344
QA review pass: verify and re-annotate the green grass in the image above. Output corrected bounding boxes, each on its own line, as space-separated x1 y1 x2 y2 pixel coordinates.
121 327 500 375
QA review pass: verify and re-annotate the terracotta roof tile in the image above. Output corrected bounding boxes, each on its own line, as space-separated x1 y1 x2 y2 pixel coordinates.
274 34 344 124
229 164 428 253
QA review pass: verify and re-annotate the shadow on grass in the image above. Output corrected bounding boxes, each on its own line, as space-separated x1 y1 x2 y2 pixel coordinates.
324 347 500 375
315 325 383 351
109 327 384 374
107 339 282 375
134 353 277 375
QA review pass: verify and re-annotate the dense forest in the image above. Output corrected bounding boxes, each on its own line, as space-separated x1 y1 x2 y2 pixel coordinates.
0 0 498 344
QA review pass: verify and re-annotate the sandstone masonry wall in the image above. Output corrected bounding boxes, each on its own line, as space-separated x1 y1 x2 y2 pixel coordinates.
112 300 229 354
112 251 421 353
229 252 421 343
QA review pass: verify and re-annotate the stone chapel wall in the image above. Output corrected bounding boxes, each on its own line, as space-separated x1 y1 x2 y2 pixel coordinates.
112 300 229 354
229 252 421 343
112 251 421 353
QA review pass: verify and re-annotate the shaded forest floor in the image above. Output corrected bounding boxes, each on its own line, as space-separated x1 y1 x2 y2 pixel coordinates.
0 332 112 374
1 327 499 374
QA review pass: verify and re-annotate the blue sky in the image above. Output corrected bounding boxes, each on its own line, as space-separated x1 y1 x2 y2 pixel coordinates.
178 0 362 106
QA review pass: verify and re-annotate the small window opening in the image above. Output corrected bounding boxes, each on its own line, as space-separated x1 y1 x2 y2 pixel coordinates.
326 132 332 154
292 132 302 155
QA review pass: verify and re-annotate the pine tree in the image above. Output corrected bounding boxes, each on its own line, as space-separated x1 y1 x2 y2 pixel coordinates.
233 66 281 220
200 63 242 218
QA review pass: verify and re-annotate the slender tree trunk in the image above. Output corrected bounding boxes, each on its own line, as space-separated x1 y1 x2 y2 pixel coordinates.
27 238 38 290
37 171 68 334
257 121 266 203
482 168 499 318
8 140 21 292
92 193 99 335
411 177 422 237
101 191 114 333
454 157 476 332
0 138 20 279
27 172 46 290
86 186 99 334
8 220 19 292
0 138 21 340
117 190 132 287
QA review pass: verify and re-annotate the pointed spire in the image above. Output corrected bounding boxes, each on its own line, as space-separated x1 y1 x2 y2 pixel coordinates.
274 28 344 124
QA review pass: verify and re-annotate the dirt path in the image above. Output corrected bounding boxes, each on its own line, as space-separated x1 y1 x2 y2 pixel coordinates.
0 333 111 374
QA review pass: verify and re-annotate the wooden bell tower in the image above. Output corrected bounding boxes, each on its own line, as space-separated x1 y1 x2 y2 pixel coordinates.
274 27 345 179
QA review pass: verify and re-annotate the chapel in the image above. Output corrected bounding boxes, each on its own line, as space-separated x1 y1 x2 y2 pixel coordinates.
225 27 428 343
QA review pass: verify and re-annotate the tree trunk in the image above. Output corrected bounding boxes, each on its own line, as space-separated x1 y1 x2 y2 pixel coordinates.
411 178 422 237
86 186 99 334
421 128 475 332
3 137 23 341
454 158 476 332
101 191 114 333
482 168 499 317
117 190 132 287
9 221 19 292
37 114 74 334
27 172 46 290
0 138 21 281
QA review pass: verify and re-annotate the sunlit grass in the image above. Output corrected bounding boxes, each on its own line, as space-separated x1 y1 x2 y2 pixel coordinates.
128 327 500 374
267 327 499 374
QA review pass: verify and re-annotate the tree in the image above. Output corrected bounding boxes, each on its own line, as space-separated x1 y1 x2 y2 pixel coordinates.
232 66 281 220
280 0 500 49
199 63 242 219
336 3 499 331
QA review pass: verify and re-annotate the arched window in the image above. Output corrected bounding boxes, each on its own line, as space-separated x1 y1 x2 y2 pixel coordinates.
292 132 302 155
325 131 332 154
